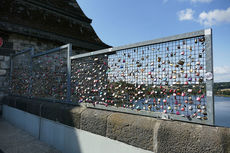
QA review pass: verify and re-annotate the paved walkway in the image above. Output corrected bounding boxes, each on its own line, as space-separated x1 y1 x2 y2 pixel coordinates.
0 118 61 153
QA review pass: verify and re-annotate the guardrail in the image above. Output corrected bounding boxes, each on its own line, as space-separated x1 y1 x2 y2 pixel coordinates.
10 29 214 125
10 44 72 103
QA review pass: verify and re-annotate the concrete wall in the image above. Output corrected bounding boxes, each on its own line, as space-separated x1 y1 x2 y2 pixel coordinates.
2 96 230 153
2 105 153 153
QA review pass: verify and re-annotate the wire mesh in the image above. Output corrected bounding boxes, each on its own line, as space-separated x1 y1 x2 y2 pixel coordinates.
31 48 68 100
71 35 209 121
10 50 32 96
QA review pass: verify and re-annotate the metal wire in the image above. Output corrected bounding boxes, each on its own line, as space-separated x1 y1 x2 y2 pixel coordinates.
71 36 208 121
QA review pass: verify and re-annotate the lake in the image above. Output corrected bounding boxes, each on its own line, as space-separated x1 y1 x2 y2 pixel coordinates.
215 96 230 127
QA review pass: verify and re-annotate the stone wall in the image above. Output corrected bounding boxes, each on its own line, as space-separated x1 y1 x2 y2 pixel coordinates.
2 96 230 153
0 56 10 98
9 34 59 53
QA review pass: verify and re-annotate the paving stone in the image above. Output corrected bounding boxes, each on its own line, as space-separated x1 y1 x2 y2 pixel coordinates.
0 118 61 153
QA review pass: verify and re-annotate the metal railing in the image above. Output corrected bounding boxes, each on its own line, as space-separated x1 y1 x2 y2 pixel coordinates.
10 29 214 125
71 29 214 125
10 48 34 97
10 44 72 103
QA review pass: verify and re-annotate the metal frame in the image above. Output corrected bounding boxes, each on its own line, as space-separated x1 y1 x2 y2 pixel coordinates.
10 44 73 104
204 29 214 125
31 44 72 102
9 29 214 125
71 29 206 60
9 48 34 96
71 29 214 125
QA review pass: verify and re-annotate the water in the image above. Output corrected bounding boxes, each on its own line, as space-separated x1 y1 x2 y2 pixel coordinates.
215 96 230 127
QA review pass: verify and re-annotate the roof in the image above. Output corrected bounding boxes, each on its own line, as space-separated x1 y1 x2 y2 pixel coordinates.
0 0 110 50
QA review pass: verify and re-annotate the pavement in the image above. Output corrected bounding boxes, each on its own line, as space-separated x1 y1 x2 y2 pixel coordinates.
0 118 61 153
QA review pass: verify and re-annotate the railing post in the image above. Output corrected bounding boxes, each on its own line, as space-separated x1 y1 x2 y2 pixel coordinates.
67 44 72 102
28 48 34 98
205 28 215 125
9 54 13 96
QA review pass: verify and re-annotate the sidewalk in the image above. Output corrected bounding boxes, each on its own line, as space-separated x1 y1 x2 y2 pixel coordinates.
0 118 61 153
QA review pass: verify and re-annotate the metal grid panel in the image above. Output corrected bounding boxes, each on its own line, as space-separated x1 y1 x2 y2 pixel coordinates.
10 48 33 96
9 44 72 103
31 44 72 102
71 29 214 125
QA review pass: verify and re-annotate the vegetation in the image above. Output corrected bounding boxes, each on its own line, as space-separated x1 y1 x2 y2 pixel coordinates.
214 82 230 96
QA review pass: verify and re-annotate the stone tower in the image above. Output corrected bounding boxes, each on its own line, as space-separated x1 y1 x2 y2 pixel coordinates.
0 0 110 100
0 0 110 54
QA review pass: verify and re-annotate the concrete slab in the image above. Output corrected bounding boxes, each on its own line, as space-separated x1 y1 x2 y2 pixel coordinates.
0 118 61 153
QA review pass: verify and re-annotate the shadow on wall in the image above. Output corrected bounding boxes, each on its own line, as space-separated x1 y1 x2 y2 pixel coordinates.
40 103 84 153
1 96 83 153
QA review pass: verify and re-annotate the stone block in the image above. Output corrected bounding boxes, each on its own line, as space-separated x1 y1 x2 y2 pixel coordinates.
41 102 61 122
0 56 4 61
41 102 86 129
106 113 157 151
156 120 224 153
15 97 29 112
27 100 44 116
65 105 86 128
0 96 9 105
4 56 10 61
0 61 10 69
80 108 112 136
0 76 6 82
57 104 86 128
8 96 16 107
0 70 6 76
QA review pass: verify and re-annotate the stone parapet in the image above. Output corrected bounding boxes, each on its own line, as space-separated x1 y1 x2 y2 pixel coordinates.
2 96 230 153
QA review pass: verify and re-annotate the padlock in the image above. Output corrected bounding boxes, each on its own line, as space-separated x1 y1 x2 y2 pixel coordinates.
158 57 161 62
178 59 184 66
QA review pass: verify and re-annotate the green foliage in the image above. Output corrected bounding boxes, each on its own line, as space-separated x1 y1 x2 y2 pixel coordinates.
214 82 230 95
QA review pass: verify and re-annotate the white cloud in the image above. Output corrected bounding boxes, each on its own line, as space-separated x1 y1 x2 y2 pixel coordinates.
214 66 230 82
177 9 195 21
199 7 230 26
190 0 212 3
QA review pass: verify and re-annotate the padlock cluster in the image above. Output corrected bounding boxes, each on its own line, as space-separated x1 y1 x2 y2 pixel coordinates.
31 50 68 100
71 36 208 120
11 52 31 96
71 54 108 104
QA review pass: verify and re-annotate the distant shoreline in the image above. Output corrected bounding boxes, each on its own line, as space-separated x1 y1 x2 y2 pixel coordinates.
215 94 230 97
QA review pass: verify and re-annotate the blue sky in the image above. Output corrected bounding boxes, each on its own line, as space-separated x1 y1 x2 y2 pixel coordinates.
77 0 230 82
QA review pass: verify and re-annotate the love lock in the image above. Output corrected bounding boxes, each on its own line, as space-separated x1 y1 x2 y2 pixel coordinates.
178 59 184 66
158 57 161 62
